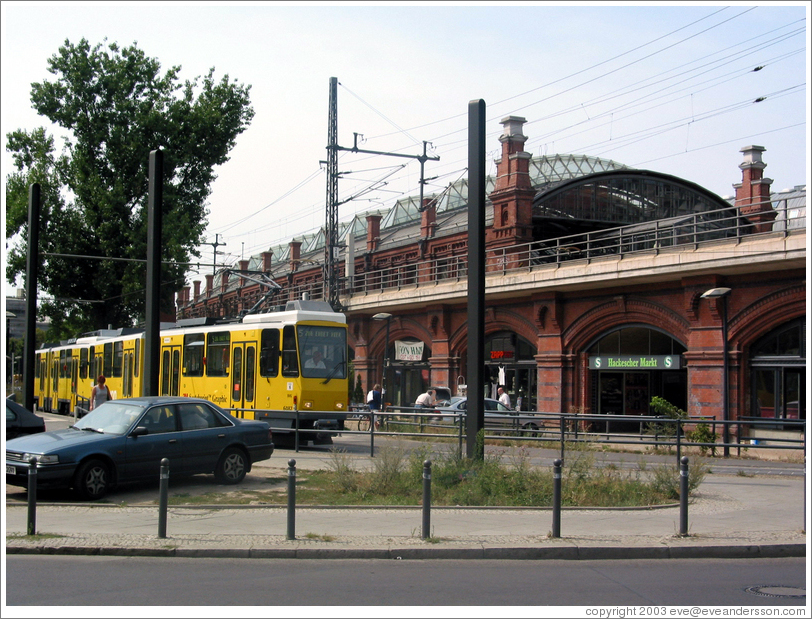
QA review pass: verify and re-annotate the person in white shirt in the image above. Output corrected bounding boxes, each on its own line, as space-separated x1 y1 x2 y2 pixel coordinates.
415 389 435 408
497 385 511 409
304 350 326 369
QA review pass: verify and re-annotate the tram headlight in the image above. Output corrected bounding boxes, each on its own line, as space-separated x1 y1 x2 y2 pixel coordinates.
335 402 344 410
303 401 313 409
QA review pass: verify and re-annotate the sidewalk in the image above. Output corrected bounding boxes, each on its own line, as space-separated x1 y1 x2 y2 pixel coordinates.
5 442 807 560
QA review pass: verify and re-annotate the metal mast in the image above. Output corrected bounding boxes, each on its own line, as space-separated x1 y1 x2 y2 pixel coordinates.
323 77 440 311
324 77 340 309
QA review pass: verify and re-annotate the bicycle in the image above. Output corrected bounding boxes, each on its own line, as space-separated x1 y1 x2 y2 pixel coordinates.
357 410 382 432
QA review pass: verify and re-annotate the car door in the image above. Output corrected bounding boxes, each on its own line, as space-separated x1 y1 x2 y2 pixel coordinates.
122 405 184 481
177 402 232 474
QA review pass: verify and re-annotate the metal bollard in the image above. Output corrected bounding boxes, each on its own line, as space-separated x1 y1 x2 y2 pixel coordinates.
422 460 432 540
158 458 169 538
679 456 689 536
552 458 562 538
287 459 296 540
27 457 37 536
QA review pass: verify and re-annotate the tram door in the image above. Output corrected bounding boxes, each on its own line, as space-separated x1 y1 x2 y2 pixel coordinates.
160 345 181 396
230 342 257 418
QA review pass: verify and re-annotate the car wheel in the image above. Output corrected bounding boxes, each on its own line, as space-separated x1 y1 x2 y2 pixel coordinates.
74 459 111 500
521 423 539 438
215 447 247 485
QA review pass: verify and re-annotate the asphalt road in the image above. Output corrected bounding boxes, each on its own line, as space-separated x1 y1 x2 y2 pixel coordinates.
5 555 806 607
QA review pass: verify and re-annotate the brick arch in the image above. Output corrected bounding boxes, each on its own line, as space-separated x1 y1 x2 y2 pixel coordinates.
564 297 691 353
731 285 805 350
449 307 538 356
368 317 434 359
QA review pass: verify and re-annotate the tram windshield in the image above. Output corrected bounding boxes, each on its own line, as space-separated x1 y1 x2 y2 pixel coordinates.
297 325 347 380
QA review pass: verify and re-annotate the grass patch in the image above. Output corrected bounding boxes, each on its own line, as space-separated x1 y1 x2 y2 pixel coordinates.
304 532 336 542
7 533 66 541
290 444 707 507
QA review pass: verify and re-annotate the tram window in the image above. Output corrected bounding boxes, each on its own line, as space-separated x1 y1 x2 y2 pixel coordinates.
113 341 124 377
207 332 230 377
134 339 140 377
260 329 280 377
184 334 205 376
103 343 113 378
245 346 256 402
60 351 68 377
297 325 347 379
161 350 171 396
282 325 299 377
79 348 88 379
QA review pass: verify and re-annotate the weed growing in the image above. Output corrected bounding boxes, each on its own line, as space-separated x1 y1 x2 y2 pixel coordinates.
295 444 702 507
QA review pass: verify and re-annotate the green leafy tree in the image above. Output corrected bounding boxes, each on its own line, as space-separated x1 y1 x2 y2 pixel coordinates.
5 38 254 339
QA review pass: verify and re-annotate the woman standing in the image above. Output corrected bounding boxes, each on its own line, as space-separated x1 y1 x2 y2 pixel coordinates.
90 375 113 411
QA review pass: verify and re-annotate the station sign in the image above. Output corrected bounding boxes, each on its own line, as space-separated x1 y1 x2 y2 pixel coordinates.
589 355 681 370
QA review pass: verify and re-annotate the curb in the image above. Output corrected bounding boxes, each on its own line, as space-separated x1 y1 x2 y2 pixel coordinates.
6 543 806 561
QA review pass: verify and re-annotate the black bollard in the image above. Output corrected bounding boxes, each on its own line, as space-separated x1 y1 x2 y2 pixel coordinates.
552 458 562 538
422 460 432 539
679 456 689 536
287 459 296 540
27 457 37 536
158 458 169 538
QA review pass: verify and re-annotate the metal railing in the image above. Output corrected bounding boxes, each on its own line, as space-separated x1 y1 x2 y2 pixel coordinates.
180 197 805 314
266 405 805 464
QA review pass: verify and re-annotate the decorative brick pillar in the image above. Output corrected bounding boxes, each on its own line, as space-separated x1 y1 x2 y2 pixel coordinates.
733 145 775 233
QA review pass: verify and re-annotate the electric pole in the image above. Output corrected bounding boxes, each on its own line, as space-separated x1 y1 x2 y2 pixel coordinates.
324 77 440 311
201 234 226 276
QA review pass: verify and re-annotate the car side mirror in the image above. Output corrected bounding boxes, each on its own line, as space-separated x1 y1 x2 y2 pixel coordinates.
130 426 148 437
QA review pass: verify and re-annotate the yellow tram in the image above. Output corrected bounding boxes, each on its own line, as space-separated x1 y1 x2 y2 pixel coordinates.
33 301 349 441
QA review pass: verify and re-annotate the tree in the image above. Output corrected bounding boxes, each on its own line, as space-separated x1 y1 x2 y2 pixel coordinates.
5 38 254 339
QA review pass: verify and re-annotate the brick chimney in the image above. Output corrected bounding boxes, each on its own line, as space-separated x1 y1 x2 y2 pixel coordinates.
366 214 382 252
487 116 535 247
205 274 214 295
193 280 201 299
221 270 230 293
421 198 437 239
733 145 775 233
289 240 302 271
261 251 273 272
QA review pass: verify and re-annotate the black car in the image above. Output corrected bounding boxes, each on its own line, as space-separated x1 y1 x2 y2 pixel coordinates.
6 398 46 440
6 396 274 500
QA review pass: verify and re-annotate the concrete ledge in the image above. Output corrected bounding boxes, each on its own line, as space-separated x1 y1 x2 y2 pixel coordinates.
578 545 671 560
5 542 807 560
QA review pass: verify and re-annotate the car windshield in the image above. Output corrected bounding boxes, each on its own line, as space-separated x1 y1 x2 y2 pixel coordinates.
73 402 146 435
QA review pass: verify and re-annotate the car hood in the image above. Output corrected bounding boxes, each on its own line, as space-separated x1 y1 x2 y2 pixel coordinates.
5 427 121 454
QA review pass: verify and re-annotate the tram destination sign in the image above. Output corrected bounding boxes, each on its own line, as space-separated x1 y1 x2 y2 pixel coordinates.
589 355 681 370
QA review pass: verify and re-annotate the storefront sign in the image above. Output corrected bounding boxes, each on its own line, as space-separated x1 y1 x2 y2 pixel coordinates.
395 340 424 361
589 355 681 370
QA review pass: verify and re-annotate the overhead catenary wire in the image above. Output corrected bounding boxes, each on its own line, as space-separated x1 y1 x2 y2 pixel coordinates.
203 7 804 265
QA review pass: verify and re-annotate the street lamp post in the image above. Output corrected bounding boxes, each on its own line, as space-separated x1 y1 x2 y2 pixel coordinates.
701 287 732 457
373 313 393 407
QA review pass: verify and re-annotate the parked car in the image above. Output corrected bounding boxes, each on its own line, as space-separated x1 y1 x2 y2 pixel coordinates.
5 396 274 500
6 398 46 439
437 397 544 435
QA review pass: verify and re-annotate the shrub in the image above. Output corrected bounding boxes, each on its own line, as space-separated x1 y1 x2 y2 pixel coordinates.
686 423 718 456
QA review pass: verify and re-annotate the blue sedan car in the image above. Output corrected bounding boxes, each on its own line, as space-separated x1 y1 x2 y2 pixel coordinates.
5 396 274 500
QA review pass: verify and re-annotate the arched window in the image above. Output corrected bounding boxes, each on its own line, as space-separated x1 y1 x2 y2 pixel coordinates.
750 318 805 421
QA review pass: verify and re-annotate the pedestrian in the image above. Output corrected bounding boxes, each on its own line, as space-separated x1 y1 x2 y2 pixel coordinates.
367 383 382 412
90 375 113 411
415 388 435 408
366 383 382 430
497 385 511 409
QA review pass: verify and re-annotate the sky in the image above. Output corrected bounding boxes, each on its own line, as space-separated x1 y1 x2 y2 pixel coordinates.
2 2 809 292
